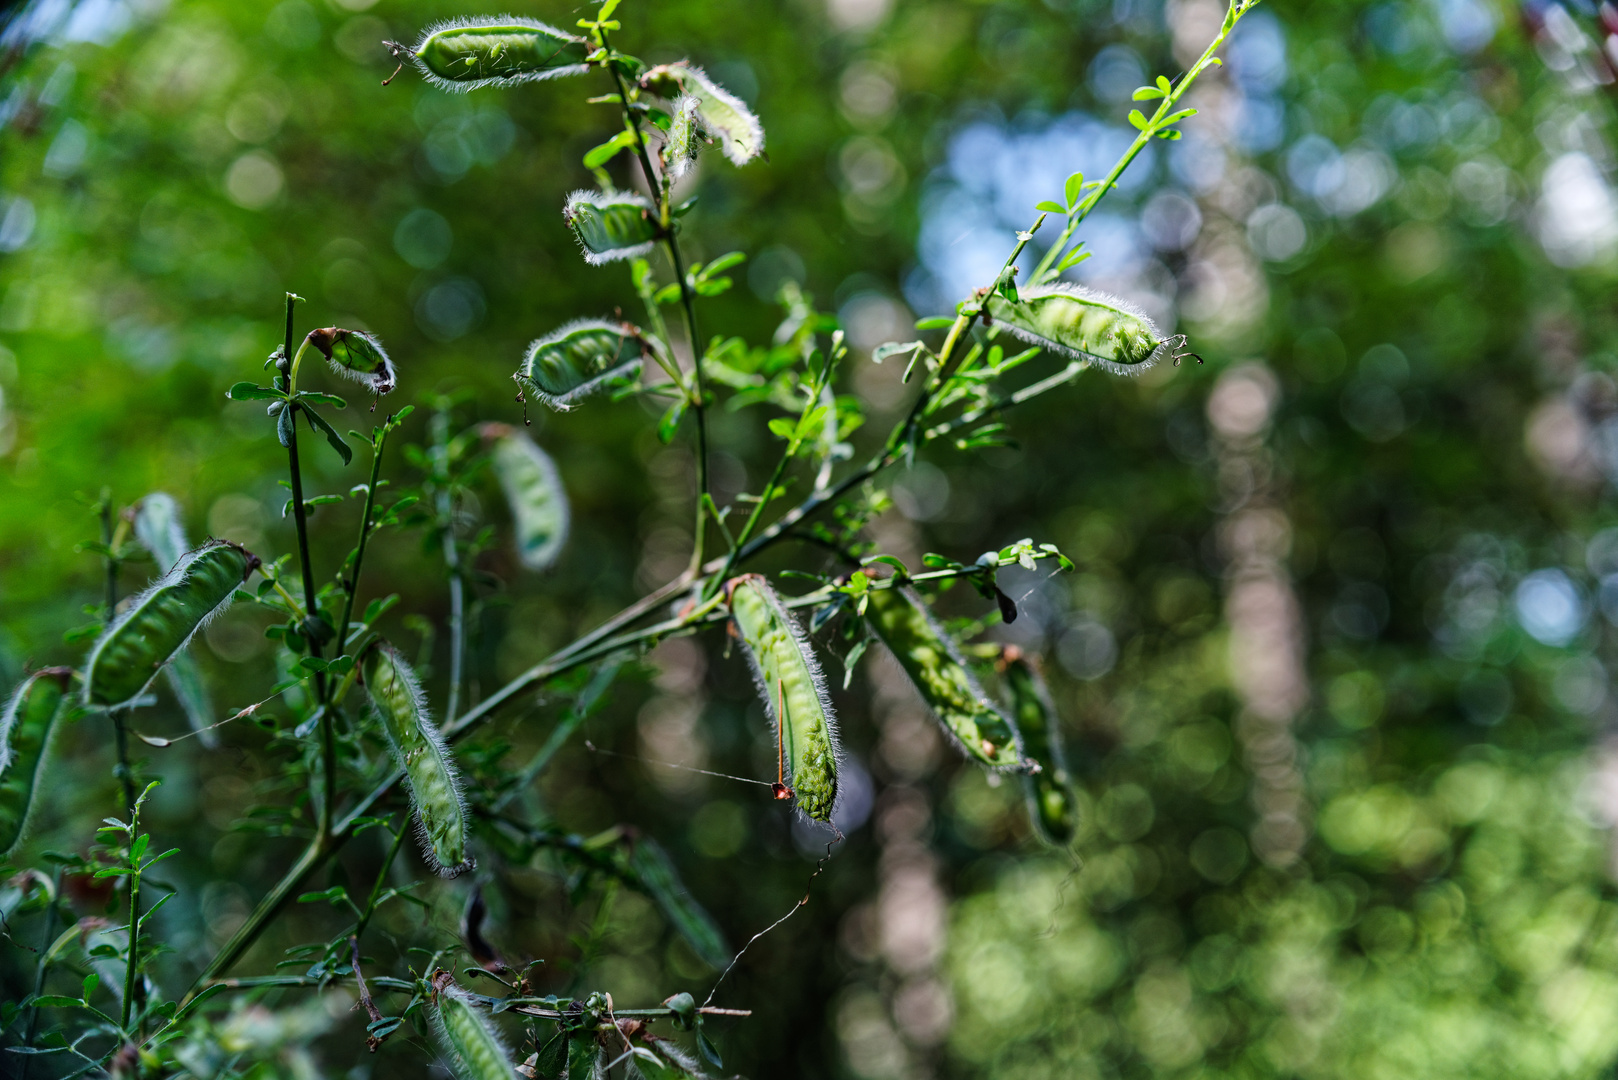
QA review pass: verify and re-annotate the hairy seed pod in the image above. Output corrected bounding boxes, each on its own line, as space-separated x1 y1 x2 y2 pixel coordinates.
132 493 220 748
983 283 1166 373
0 668 73 856
363 642 471 876
662 96 703 179
865 586 1024 771
432 983 516 1080
84 540 258 710
132 492 186 573
629 1035 710 1080
726 575 840 822
1003 653 1078 844
517 319 647 411
564 191 659 265
306 327 396 395
626 834 729 970
641 63 764 166
481 423 569 571
405 16 590 93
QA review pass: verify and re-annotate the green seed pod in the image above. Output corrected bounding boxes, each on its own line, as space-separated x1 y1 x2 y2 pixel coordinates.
865 586 1024 771
1002 652 1078 845
480 424 568 572
404 16 590 93
132 492 186 573
306 327 396 395
363 642 471 877
983 283 1167 374
84 541 259 710
626 835 729 970
516 319 647 411
432 983 516 1080
564 191 659 265
132 493 219 748
0 668 72 856
725 575 840 822
662 96 703 180
642 63 764 166
628 1036 710 1080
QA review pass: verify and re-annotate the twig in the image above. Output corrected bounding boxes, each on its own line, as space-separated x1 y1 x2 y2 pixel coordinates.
350 935 384 1050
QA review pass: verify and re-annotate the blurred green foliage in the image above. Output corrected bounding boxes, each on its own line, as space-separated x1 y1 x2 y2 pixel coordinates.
8 0 1618 1076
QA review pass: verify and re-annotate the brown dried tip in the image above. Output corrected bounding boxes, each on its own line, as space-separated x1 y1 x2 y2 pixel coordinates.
771 782 795 801
429 967 456 997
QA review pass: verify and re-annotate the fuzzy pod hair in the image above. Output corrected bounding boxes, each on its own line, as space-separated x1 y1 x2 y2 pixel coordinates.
404 15 591 93
726 575 841 823
1002 652 1079 845
431 982 518 1080
643 63 764 166
516 318 647 411
563 190 659 266
480 423 569 572
983 283 1167 374
83 540 258 710
662 95 704 180
131 493 220 748
628 1034 711 1080
865 586 1026 771
306 327 396 395
0 668 73 856
362 642 472 877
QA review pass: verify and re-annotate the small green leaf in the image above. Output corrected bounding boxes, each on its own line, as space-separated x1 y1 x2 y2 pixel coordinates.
658 399 687 444
696 1028 724 1070
582 128 637 168
1132 85 1165 101
30 996 84 1009
914 316 955 331
1064 171 1085 209
228 382 282 401
1035 200 1066 214
767 417 796 440
1127 109 1149 131
300 404 353 466
1055 246 1091 272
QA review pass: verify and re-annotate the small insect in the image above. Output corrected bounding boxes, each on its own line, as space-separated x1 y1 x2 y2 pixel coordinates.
726 575 840 822
430 974 517 1080
83 540 259 710
1001 648 1080 845
983 283 1203 373
362 642 471 877
480 423 569 572
662 95 704 179
0 668 73 856
563 190 660 265
515 318 648 411
389 17 591 93
130 493 219 748
864 585 1026 771
640 63 766 166
304 327 396 395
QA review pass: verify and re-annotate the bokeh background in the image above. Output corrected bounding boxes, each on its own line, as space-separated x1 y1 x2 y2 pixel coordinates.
8 0 1618 1076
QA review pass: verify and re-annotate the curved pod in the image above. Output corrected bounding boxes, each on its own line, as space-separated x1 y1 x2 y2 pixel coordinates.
1003 653 1079 844
517 319 647 411
432 983 516 1080
984 283 1167 373
0 668 73 856
408 16 590 92
865 586 1024 771
363 643 471 876
727 575 840 822
482 424 569 571
83 540 258 710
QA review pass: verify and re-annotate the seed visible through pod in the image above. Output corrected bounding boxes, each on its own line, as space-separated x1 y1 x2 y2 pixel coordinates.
864 585 1025 771
640 62 764 166
305 327 396 395
397 16 590 93
130 493 220 748
83 540 259 710
726 574 840 822
563 190 659 265
0 668 73 856
480 423 569 572
515 318 647 411
983 283 1186 374
363 642 471 876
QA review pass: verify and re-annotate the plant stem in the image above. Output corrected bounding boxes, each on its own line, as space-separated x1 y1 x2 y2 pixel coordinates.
188 832 330 995
280 295 337 839
19 870 62 1080
602 35 710 579
352 817 409 943
430 406 465 725
337 425 392 656
120 811 143 1032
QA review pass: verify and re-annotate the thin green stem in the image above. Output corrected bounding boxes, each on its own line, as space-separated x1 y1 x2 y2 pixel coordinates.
100 501 137 824
352 817 409 943
19 871 62 1080
430 406 465 725
120 814 143 1032
337 425 392 656
602 33 710 578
